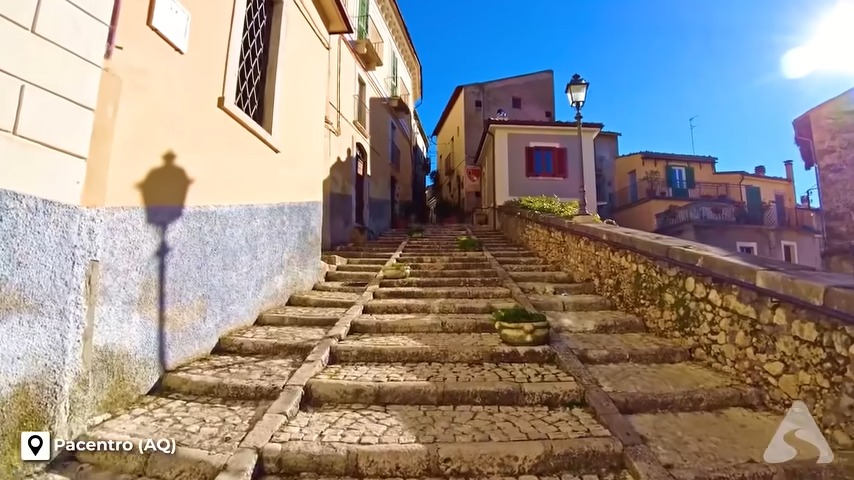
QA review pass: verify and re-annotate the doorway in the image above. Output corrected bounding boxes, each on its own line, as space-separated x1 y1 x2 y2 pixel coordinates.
355 143 366 225
390 176 398 227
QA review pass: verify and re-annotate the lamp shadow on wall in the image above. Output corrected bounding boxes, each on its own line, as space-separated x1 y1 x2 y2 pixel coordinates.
137 150 193 375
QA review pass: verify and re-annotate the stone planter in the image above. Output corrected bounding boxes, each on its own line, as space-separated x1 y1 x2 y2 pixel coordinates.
494 320 550 346
382 266 410 279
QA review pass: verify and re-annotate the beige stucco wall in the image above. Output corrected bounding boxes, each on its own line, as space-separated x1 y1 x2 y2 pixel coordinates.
492 125 599 213
0 0 112 204
435 93 465 204
82 0 331 208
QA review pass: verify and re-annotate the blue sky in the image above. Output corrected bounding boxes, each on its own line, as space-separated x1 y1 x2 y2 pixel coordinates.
400 0 854 203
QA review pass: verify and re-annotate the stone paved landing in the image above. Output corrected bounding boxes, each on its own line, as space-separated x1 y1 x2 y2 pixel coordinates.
314 362 573 383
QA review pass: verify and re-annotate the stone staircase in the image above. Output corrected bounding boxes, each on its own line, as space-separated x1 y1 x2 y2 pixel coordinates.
40 227 853 480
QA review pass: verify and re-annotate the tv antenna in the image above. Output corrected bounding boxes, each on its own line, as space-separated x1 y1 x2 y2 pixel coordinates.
689 115 700 154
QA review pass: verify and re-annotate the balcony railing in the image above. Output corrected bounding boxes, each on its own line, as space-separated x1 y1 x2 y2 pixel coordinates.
655 202 822 232
614 179 745 209
387 77 410 114
353 14 384 70
354 94 368 130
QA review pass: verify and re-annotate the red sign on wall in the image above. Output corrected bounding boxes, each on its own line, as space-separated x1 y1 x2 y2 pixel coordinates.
465 166 481 192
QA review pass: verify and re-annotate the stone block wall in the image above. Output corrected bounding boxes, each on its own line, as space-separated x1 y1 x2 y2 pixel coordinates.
499 206 854 448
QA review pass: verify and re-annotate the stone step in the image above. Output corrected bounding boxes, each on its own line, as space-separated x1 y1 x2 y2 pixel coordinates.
335 264 383 272
409 269 499 278
510 271 574 283
288 291 361 308
496 256 547 264
488 250 532 256
547 311 646 334
588 362 762 414
313 281 368 293
160 353 304 399
344 257 388 265
380 277 504 288
628 407 854 479
364 298 516 314
257 306 346 327
517 281 595 295
325 270 376 282
401 261 491 270
563 332 690 364
528 294 613 312
373 287 512 299
332 333 553 363
350 314 495 333
396 255 490 263
304 362 583 407
399 252 486 258
327 251 395 258
504 264 552 272
217 325 328 355
61 393 262 478
261 404 622 477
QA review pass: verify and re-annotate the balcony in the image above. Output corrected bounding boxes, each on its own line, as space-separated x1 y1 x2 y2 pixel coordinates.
353 15 384 71
387 77 410 115
614 179 745 209
655 201 822 232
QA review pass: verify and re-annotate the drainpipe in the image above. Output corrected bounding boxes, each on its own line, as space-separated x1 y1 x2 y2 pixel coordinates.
105 0 122 59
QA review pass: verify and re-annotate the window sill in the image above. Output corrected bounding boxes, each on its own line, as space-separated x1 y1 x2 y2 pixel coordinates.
218 97 281 153
354 120 369 139
526 176 567 180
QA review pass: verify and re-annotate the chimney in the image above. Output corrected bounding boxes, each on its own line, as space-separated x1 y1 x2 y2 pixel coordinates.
754 165 766 176
784 160 794 181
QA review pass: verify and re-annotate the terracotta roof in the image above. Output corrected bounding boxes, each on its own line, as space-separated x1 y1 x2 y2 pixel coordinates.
618 151 718 163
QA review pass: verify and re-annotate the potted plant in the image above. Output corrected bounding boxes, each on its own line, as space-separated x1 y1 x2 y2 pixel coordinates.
382 263 410 279
641 170 662 197
493 306 550 346
407 225 424 238
456 235 481 251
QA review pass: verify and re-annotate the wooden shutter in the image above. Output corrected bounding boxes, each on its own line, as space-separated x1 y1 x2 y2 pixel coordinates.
685 166 696 188
665 166 675 187
525 147 534 177
554 148 568 178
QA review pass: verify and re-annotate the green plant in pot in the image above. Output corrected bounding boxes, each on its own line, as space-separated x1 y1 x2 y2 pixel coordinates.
456 235 481 251
382 263 410 279
492 306 549 346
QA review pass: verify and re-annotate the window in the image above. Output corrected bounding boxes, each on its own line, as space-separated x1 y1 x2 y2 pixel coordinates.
736 242 757 255
475 100 482 108
356 77 367 127
525 147 568 178
781 241 798 263
390 53 399 96
220 0 284 150
512 97 522 109
544 111 552 118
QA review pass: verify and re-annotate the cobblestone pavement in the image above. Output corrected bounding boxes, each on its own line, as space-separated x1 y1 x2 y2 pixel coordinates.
89 393 263 454
260 473 635 480
314 362 573 383
225 325 329 343
171 353 303 381
338 332 503 347
588 362 736 393
271 405 611 444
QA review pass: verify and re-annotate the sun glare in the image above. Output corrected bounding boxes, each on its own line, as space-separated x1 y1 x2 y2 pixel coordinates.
781 1 854 78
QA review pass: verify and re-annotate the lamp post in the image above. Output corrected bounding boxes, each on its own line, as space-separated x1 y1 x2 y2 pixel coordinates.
566 73 590 216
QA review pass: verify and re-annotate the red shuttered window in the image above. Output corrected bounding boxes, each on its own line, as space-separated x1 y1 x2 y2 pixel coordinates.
524 146 568 178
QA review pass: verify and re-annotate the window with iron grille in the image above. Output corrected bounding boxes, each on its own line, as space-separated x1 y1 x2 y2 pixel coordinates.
235 0 275 127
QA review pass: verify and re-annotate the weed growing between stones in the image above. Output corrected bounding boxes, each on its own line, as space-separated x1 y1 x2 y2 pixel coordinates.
456 236 481 251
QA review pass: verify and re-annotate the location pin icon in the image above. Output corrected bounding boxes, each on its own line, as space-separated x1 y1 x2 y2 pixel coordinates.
28 435 42 456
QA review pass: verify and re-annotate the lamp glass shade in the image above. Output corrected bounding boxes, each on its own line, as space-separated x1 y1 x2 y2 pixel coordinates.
566 75 589 107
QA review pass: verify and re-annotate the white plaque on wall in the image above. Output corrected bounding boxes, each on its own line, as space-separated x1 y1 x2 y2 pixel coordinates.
148 0 191 53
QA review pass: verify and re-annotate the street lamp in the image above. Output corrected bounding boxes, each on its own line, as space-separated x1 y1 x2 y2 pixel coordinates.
565 73 590 216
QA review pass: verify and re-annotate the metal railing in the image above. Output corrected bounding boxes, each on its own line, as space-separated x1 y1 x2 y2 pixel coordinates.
655 202 822 232
388 76 410 105
614 179 745 209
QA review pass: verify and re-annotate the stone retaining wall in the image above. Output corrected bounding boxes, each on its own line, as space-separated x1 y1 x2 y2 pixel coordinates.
499 206 854 448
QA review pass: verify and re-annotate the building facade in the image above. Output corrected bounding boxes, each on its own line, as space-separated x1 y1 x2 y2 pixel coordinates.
322 0 422 247
793 87 854 274
611 152 823 268
0 0 359 476
475 119 603 227
432 70 556 215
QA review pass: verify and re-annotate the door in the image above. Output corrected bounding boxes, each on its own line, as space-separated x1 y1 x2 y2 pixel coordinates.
628 170 638 202
390 176 398 227
357 0 368 38
391 54 399 96
774 193 786 226
745 186 763 224
670 166 689 198
355 144 366 225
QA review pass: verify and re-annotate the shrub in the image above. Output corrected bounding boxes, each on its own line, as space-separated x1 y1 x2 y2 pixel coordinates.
505 196 602 222
456 235 481 251
492 306 547 324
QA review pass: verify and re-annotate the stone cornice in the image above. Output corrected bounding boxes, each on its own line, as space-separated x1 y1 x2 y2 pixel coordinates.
376 0 421 101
